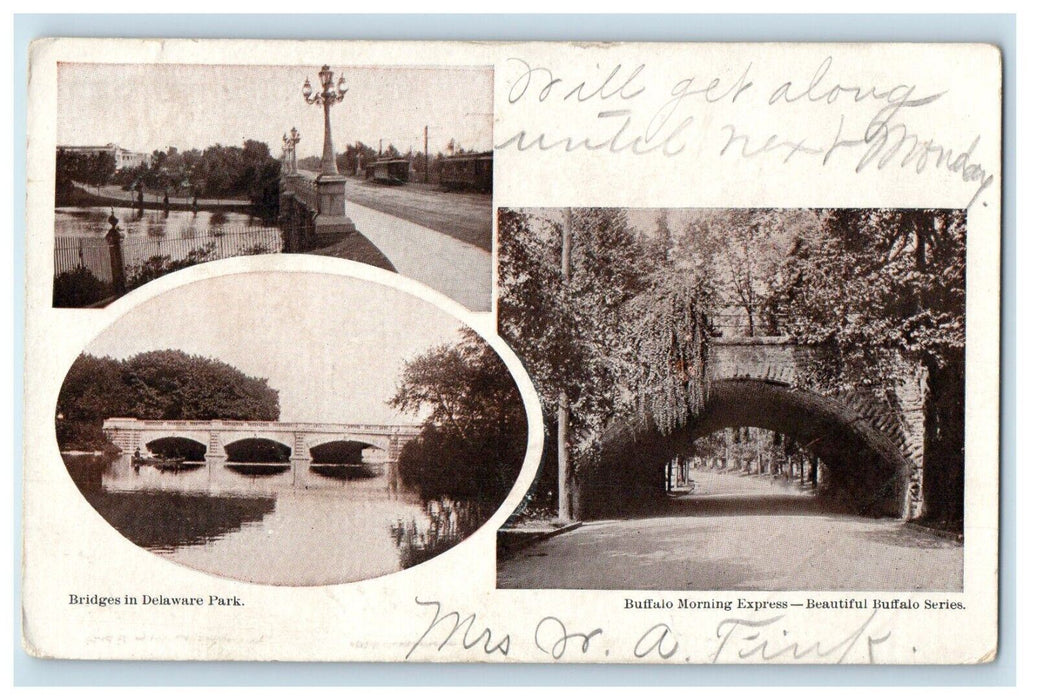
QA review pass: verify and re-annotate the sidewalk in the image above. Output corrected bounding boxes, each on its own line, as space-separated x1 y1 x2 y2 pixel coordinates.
345 201 492 312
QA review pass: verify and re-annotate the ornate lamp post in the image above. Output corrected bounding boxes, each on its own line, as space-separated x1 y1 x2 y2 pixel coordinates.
303 66 347 178
281 128 301 176
287 127 300 175
290 67 356 242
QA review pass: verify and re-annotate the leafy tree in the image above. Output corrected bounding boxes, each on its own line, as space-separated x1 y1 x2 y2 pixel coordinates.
55 149 117 198
389 329 526 504
235 140 282 213
621 274 712 436
56 354 136 448
777 209 965 381
667 209 818 337
498 208 677 514
499 209 658 440
337 141 378 175
775 208 967 525
56 351 280 451
52 266 112 308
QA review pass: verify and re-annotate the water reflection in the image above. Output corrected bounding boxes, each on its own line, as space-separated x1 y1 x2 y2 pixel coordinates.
391 498 494 570
62 452 486 585
84 490 277 554
54 206 267 240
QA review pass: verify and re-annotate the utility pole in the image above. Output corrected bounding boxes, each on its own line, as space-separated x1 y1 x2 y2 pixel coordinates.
424 125 429 184
557 208 573 523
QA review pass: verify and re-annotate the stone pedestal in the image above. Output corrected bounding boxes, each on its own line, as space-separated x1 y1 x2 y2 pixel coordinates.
314 174 356 244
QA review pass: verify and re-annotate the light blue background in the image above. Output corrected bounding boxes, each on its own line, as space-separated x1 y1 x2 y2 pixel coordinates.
13 13 1016 687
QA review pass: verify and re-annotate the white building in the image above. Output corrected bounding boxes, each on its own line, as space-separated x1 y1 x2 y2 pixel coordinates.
56 143 152 170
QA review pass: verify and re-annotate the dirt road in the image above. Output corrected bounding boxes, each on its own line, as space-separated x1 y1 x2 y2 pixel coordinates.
497 470 962 591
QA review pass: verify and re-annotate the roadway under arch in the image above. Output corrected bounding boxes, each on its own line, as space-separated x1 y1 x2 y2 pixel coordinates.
584 378 911 519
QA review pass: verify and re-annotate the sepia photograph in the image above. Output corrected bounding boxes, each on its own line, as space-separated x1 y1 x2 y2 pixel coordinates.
23 36 1002 665
55 271 526 585
496 207 966 591
52 63 494 311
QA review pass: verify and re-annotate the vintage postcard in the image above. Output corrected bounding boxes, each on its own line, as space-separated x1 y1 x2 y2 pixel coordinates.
22 38 1001 663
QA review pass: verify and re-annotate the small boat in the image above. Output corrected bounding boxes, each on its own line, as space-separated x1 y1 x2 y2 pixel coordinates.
132 455 196 472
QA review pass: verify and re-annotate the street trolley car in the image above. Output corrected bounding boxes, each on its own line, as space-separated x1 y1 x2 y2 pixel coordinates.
439 152 493 193
365 158 410 185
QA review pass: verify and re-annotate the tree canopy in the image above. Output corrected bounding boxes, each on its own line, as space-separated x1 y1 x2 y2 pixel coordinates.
389 329 526 504
497 206 967 522
778 209 966 383
56 350 280 450
55 149 117 201
113 141 282 213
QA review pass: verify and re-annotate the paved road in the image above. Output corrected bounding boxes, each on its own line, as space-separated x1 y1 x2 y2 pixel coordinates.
497 470 962 591
344 179 492 251
346 201 492 312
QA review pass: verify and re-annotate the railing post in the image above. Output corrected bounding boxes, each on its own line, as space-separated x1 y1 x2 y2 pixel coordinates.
105 210 127 295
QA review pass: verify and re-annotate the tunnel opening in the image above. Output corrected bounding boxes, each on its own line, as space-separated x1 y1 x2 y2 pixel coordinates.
309 440 384 480
224 438 291 476
581 379 910 520
659 426 832 519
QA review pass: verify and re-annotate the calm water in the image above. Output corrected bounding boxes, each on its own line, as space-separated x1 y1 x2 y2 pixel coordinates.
63 453 477 586
55 206 269 240
53 207 283 285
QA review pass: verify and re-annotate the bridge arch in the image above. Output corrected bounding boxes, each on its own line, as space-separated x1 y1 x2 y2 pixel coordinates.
302 434 391 454
583 377 914 520
144 436 206 461
308 439 385 464
680 378 912 517
223 437 292 463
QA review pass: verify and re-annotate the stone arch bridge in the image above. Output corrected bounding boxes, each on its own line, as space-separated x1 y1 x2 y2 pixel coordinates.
590 336 930 520
697 337 928 519
102 418 420 490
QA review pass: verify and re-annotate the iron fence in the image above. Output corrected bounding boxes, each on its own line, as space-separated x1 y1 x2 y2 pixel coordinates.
118 226 283 271
54 236 115 283
53 226 284 308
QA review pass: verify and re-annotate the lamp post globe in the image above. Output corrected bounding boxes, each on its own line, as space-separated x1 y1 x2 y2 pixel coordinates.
303 65 347 178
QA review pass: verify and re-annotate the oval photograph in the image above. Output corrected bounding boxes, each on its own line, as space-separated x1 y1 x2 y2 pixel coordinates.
56 271 528 585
